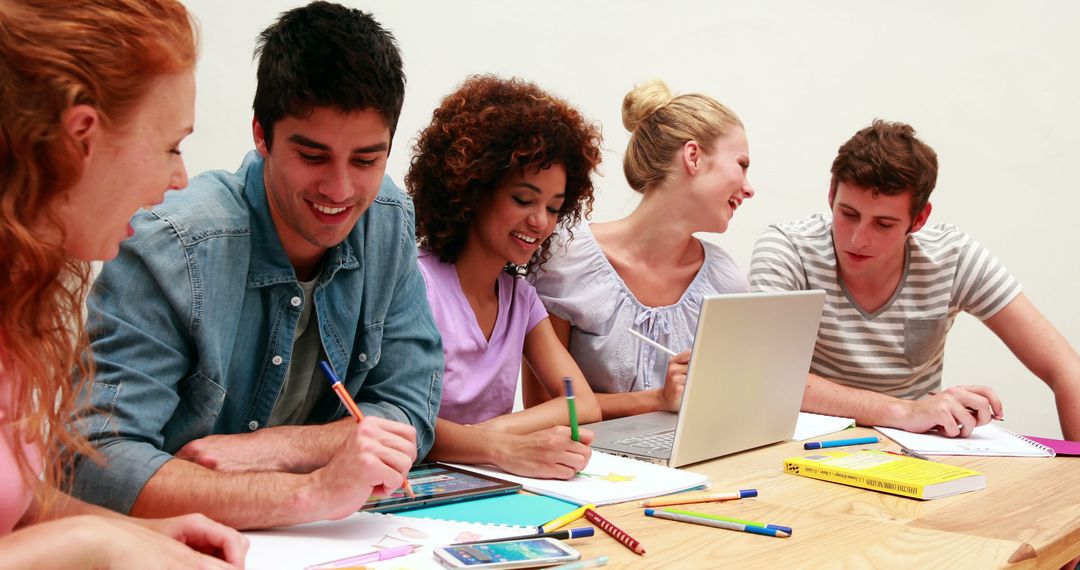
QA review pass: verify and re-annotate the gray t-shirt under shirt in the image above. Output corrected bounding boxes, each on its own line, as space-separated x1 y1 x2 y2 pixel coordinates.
268 276 329 426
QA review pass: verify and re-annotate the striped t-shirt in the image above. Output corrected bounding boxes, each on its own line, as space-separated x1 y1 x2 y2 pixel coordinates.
749 213 1021 399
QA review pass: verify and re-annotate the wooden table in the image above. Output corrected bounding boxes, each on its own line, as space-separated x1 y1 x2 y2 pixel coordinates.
572 427 1080 569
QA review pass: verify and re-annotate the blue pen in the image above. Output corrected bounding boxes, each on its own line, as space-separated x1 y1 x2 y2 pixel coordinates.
803 436 880 450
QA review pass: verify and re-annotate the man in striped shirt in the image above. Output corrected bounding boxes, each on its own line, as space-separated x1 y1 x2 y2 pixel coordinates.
750 120 1080 440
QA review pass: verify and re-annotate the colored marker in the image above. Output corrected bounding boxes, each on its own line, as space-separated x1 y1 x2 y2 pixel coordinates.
644 509 790 538
564 377 579 442
451 527 594 546
304 543 420 569
640 489 757 507
319 360 415 498
803 436 880 450
548 556 609 570
627 327 678 357
539 503 595 533
661 508 792 535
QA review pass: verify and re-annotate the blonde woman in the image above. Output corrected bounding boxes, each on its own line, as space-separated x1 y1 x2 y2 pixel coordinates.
526 80 754 419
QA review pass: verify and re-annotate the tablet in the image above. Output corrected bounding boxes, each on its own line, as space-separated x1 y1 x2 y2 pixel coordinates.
360 463 521 513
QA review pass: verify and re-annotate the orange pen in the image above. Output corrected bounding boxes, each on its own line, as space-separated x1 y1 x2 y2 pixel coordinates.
319 360 416 498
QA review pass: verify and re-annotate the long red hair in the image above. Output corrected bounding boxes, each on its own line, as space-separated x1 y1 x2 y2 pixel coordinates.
0 0 197 503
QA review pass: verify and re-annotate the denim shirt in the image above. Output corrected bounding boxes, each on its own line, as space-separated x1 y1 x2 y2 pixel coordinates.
70 151 443 514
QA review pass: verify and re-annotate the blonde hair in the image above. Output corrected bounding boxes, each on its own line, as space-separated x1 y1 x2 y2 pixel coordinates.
0 0 197 506
621 79 743 192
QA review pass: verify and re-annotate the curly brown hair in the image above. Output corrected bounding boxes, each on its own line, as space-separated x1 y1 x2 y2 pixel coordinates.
406 75 602 274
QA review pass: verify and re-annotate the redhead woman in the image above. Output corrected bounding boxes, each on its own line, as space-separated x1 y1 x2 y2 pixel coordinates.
0 1 247 567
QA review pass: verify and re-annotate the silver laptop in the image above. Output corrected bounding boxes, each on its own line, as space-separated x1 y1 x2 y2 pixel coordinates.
586 290 825 467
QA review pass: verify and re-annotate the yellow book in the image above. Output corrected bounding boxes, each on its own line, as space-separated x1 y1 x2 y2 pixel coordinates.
783 449 985 500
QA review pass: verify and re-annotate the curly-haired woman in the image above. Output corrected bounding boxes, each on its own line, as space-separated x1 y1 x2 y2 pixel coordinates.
0 0 246 566
407 75 603 479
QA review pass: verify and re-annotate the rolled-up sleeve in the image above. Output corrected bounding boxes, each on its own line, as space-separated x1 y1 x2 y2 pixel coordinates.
70 213 196 513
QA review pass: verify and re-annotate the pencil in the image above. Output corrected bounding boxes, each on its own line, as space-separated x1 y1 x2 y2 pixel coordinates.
661 508 792 535
627 328 678 357
644 508 790 538
640 489 757 508
585 508 645 555
564 377 579 442
319 360 415 499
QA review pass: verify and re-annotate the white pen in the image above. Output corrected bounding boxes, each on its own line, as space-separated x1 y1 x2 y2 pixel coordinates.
627 327 678 357
549 556 609 570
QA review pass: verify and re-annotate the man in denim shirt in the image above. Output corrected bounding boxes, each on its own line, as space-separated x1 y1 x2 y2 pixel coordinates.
70 2 443 529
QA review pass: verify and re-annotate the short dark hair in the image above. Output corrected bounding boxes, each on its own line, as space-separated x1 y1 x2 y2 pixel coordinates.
830 119 938 219
406 75 602 274
252 1 405 150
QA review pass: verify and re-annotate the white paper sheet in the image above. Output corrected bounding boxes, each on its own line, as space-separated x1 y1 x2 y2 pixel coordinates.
789 412 856 442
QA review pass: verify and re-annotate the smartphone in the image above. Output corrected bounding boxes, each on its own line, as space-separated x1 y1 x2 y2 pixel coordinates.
433 537 581 568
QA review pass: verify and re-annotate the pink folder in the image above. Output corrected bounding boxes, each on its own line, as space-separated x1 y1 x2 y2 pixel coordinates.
1024 436 1080 456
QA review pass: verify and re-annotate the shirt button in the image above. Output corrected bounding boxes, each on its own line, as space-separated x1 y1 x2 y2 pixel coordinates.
248 420 259 431
272 355 283 365
357 353 367 363
290 296 302 307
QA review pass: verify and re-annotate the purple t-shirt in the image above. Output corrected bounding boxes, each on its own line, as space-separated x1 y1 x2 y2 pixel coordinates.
418 250 549 425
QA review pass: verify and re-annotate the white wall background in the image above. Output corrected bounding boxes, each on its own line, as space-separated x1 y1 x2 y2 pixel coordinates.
181 0 1079 438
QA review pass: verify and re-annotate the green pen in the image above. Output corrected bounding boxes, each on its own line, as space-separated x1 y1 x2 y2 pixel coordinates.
564 376 579 442
661 508 793 535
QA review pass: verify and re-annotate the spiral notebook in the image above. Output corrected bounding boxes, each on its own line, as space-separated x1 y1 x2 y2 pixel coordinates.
244 511 529 569
875 423 1056 457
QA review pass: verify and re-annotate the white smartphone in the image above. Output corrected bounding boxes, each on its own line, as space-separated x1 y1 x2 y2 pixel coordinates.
433 537 581 568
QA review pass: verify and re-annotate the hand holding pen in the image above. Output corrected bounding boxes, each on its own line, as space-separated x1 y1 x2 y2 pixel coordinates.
626 328 690 413
909 385 1004 438
317 360 418 508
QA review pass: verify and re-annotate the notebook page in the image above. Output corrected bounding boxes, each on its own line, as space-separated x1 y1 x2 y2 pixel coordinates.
875 423 1054 457
245 511 529 570
447 451 710 506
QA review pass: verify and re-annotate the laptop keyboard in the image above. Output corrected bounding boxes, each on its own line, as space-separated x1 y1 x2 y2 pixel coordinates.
611 430 675 451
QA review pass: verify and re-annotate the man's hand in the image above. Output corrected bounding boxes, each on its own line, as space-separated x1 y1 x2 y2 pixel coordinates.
304 416 417 521
491 426 595 480
897 385 1004 438
176 423 350 474
176 432 285 473
657 350 691 412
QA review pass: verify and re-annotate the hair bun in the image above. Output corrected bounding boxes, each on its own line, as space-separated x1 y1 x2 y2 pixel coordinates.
622 79 674 133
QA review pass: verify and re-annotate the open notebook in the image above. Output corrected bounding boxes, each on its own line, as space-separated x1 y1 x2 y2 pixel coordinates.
244 511 529 570
448 451 709 506
876 423 1055 457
